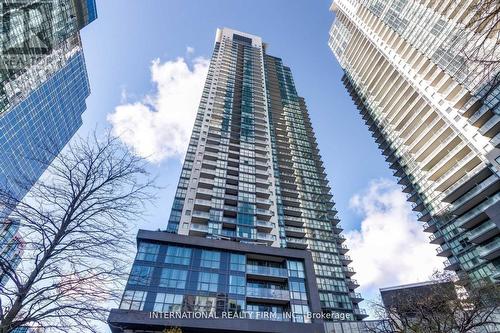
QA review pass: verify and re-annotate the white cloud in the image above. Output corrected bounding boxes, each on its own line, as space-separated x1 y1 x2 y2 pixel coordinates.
107 56 209 163
186 46 195 55
345 179 443 296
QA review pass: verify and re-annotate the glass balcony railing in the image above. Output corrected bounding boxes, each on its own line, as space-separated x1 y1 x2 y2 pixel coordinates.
190 223 209 233
256 220 275 229
246 287 290 301
468 221 497 241
349 292 363 300
246 265 288 278
479 239 500 258
286 237 307 244
256 232 276 242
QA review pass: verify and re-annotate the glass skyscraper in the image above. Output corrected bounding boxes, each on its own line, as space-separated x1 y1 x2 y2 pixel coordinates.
0 0 96 288
0 0 97 203
329 0 499 284
109 28 365 333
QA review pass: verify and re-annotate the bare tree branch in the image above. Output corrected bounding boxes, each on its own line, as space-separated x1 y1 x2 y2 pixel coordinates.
366 271 500 333
0 130 156 333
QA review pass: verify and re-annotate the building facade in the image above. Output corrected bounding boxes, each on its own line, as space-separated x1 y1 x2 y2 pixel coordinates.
0 0 96 289
109 230 326 333
109 28 365 333
329 0 500 284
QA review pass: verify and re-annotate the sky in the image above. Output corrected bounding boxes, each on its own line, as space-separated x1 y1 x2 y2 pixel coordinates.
77 0 444 317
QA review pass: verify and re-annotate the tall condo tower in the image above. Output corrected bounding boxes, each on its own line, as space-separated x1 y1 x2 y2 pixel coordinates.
109 28 365 333
329 0 499 284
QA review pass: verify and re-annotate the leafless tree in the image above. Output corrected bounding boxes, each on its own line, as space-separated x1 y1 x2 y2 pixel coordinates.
367 272 500 333
0 131 156 333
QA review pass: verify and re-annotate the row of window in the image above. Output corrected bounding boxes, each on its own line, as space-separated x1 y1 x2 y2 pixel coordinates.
129 265 307 299
136 243 306 277
120 290 311 323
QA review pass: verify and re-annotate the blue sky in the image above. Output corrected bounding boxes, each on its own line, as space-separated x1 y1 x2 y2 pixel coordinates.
80 0 391 230
78 0 443 314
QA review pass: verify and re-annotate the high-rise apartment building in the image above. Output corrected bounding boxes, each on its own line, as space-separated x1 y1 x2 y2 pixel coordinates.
0 0 96 289
329 0 499 283
109 28 365 333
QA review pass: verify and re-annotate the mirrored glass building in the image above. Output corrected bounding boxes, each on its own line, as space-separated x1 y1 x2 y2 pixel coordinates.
0 0 97 288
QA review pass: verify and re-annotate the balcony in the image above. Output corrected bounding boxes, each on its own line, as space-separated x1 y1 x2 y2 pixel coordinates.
346 278 360 288
255 220 275 232
284 216 304 227
449 174 499 214
343 266 356 277
436 243 452 257
457 193 500 229
336 234 346 243
220 229 236 238
246 265 288 281
479 239 500 261
429 231 445 245
340 255 352 264
349 292 363 302
194 198 212 209
246 287 290 304
282 197 301 207
442 163 489 202
256 197 272 208
338 244 349 254
435 153 481 193
189 223 209 236
332 224 343 233
192 210 210 223
196 188 213 199
422 219 438 233
256 232 276 244
468 221 499 244
283 206 302 217
256 208 273 220
286 237 308 249
222 217 236 227
443 257 459 271
354 308 368 319
284 226 306 238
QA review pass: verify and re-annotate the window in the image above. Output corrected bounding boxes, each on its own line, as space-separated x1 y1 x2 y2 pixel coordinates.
200 250 220 269
136 242 159 261
159 268 187 289
228 299 245 314
229 275 245 295
289 281 307 301
153 293 184 312
292 304 311 323
287 260 305 278
194 296 216 313
165 246 192 265
129 265 153 285
230 254 246 272
198 272 219 292
120 290 147 310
